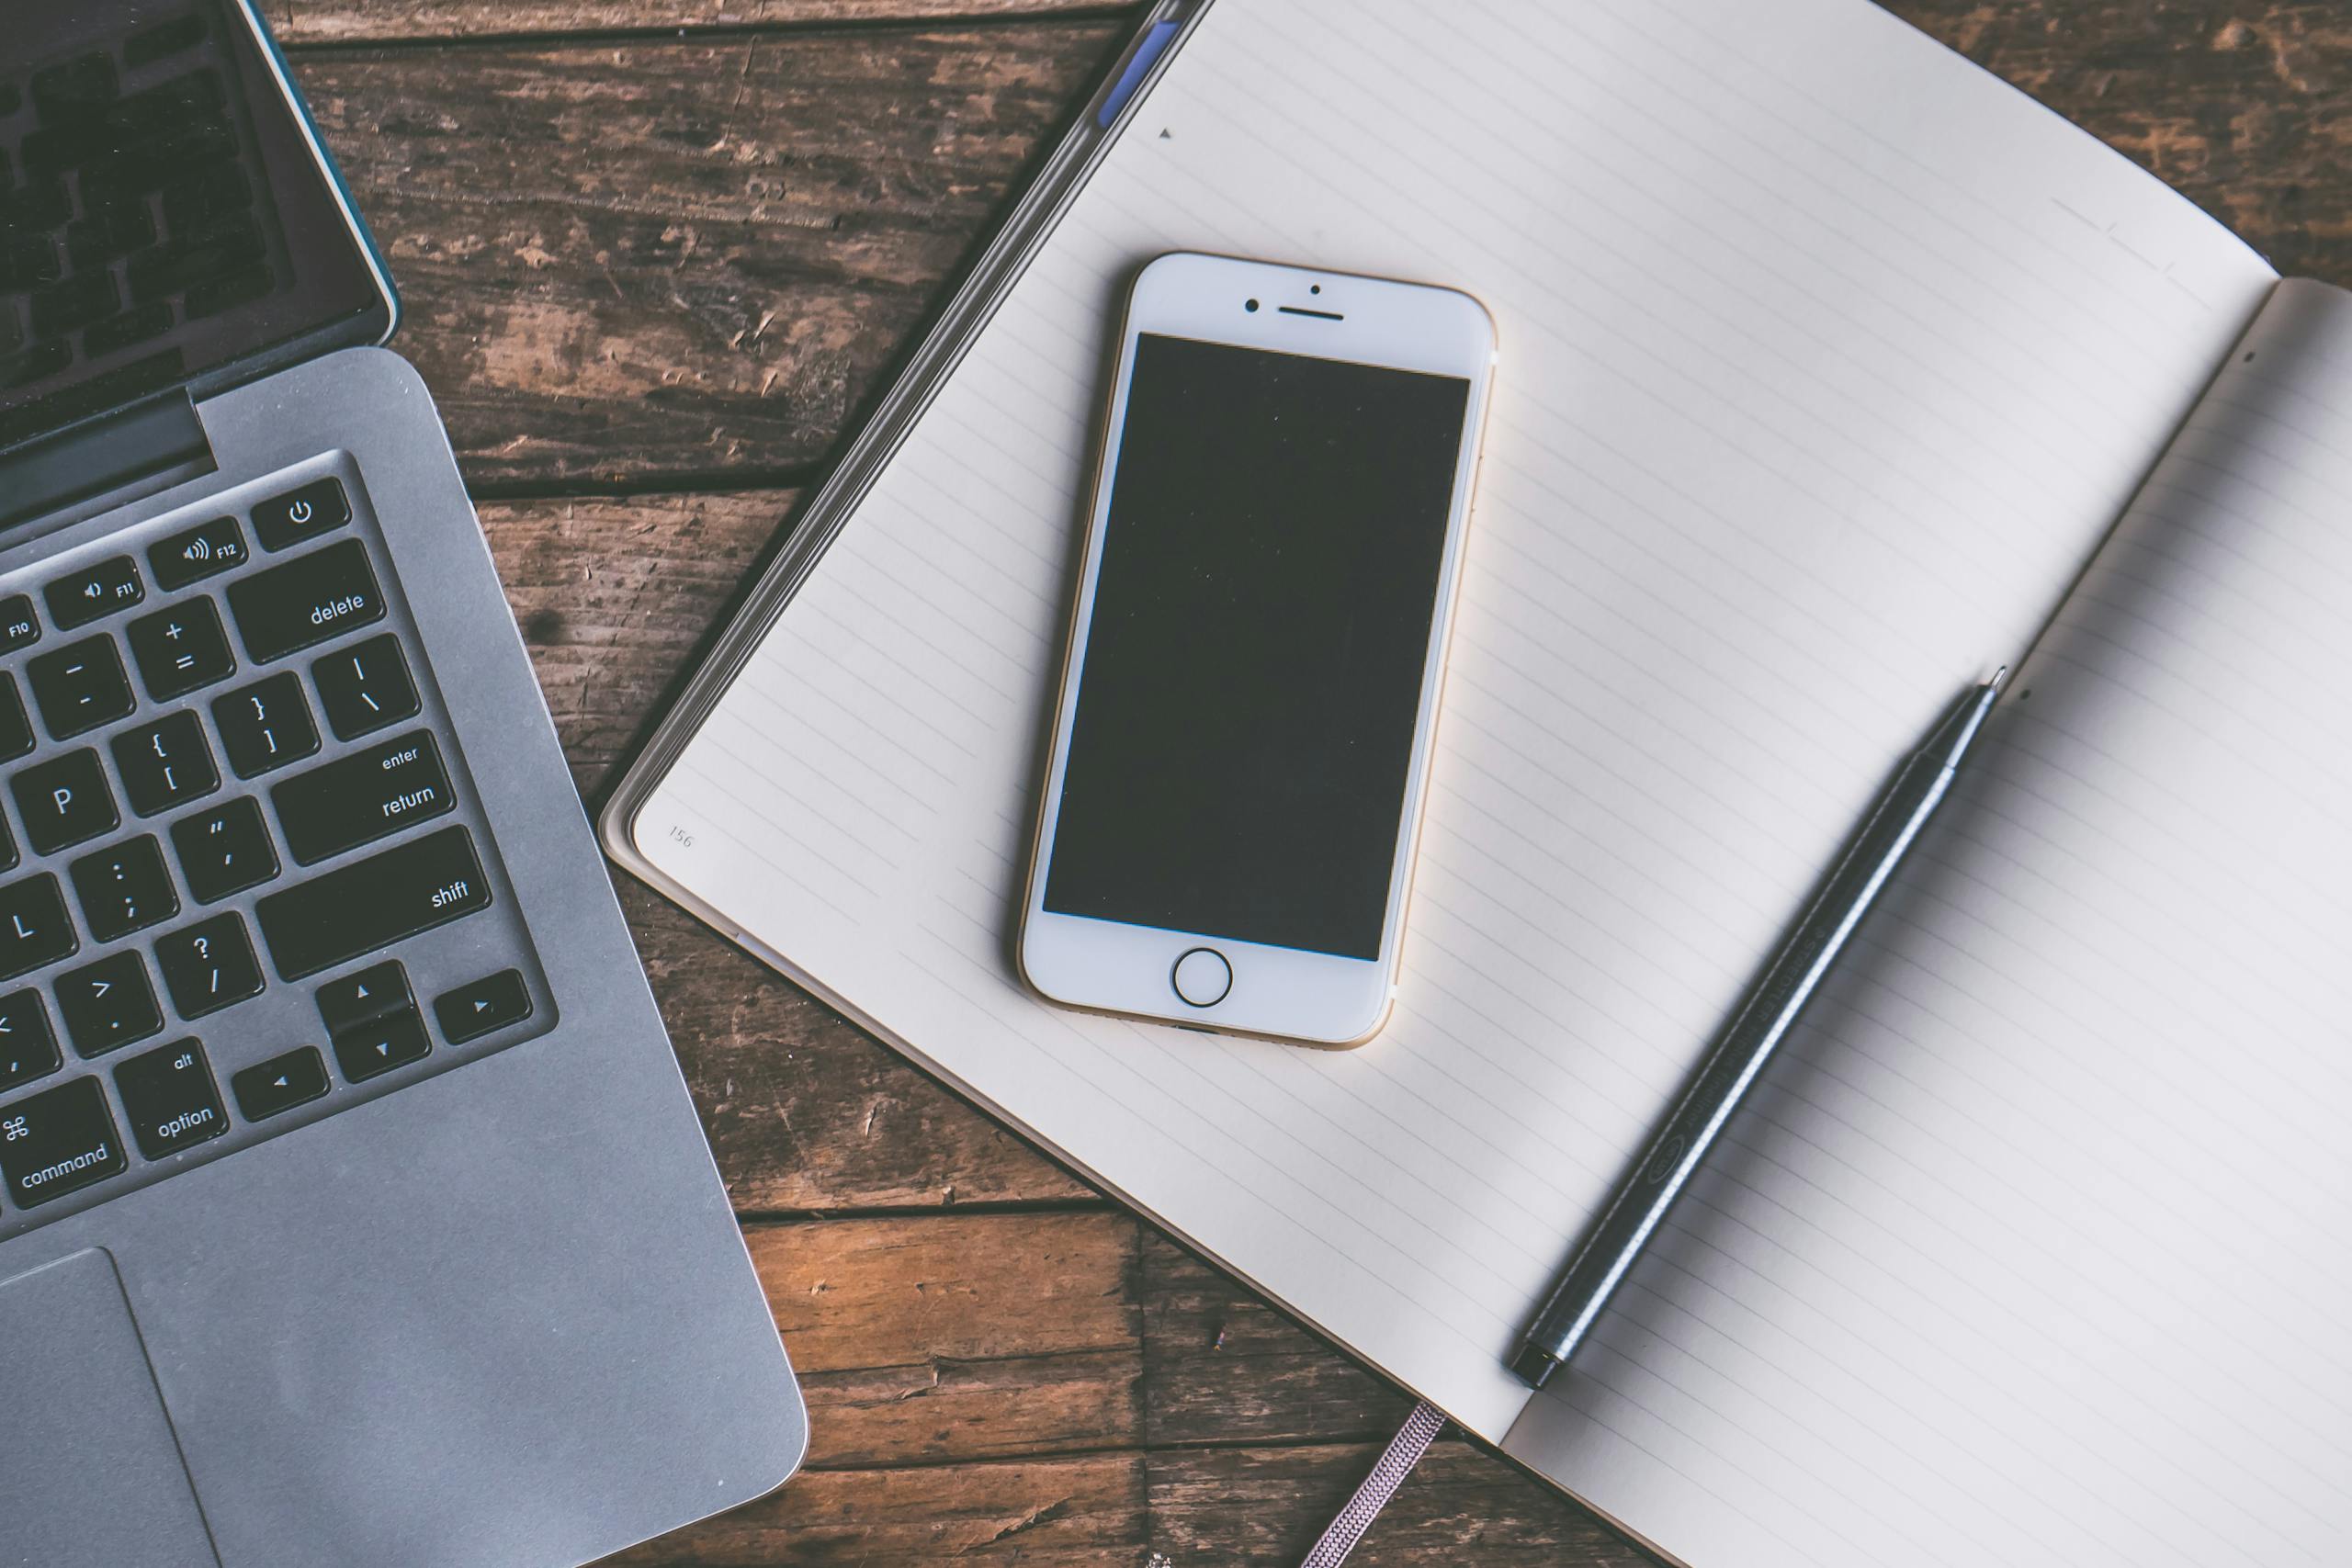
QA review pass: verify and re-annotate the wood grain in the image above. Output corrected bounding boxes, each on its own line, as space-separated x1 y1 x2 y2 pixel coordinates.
750 1211 1142 1466
274 0 1121 47
300 2 2352 1562
607 1453 1149 1565
297 25 1125 489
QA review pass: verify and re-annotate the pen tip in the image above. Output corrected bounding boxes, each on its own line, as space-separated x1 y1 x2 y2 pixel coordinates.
1987 664 2009 693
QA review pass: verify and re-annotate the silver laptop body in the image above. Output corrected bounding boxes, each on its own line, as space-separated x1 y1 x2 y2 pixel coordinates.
0 6 806 1563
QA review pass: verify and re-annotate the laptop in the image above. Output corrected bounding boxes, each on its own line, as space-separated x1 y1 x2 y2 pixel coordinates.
0 5 807 1564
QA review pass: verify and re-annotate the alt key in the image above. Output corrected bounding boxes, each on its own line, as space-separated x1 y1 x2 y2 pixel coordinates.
114 1040 228 1159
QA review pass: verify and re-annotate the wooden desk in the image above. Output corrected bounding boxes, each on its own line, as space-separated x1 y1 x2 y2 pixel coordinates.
275 4 2351 1561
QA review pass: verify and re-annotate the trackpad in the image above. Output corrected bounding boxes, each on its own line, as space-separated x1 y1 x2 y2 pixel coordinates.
0 1249 221 1568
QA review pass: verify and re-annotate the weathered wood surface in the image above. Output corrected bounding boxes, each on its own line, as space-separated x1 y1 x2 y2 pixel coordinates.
278 2 2352 1562
275 0 1117 46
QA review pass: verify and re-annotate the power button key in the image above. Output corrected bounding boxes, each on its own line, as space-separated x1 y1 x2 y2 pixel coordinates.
252 478 351 552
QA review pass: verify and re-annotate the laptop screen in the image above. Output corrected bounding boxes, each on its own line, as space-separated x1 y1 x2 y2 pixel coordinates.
0 0 390 453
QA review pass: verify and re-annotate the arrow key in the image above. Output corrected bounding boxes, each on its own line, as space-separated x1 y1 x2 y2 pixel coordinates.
316 959 409 1037
232 1045 328 1121
434 968 531 1045
331 1005 428 1084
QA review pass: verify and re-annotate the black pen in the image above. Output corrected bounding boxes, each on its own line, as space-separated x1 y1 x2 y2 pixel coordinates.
1510 668 2008 1389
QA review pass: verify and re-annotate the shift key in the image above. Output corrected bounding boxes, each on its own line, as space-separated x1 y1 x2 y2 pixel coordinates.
255 826 491 980
226 539 385 663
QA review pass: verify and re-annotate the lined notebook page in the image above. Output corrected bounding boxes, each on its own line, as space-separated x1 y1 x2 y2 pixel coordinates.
637 0 2277 1449
1504 279 2352 1563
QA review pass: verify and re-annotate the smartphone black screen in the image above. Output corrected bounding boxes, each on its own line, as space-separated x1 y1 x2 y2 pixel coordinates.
1041 333 1473 960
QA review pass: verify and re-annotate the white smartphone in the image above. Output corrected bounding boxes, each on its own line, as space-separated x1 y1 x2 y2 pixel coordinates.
1018 252 1497 1047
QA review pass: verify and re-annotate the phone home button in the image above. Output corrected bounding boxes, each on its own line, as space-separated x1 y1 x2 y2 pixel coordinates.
1170 947 1232 1008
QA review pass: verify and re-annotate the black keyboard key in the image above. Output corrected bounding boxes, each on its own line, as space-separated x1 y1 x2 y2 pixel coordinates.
211 671 319 779
150 516 248 590
127 600 235 702
12 750 118 854
161 163 249 233
115 1039 227 1158
273 731 453 866
0 340 72 392
154 911 263 1020
232 1046 327 1122
30 270 120 340
312 634 420 740
0 299 17 358
110 712 219 817
0 233 62 293
227 540 384 663
31 53 119 119
317 960 409 1037
0 595 40 654
0 875 76 981
0 182 71 234
435 969 532 1045
252 478 351 552
28 635 133 739
0 990 61 1092
170 798 277 904
127 13 209 70
67 204 156 271
124 210 260 299
57 951 164 1058
333 1006 429 1085
0 810 15 874
0 674 30 762
255 826 492 981
0 1077 126 1209
84 301 175 359
69 836 177 943
185 264 273 321
45 558 143 631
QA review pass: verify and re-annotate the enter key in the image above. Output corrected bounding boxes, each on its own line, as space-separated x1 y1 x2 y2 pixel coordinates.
270 730 454 865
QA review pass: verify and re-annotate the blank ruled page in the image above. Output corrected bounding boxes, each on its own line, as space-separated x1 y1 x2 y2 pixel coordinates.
635 0 2278 1462
1504 279 2352 1563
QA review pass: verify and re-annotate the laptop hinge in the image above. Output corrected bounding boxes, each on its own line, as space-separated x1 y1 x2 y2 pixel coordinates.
0 391 217 534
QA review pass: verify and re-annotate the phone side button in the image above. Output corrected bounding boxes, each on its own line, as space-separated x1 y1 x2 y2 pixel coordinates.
1170 947 1232 1008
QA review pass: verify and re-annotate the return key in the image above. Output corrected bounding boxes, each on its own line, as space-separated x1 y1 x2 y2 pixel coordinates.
271 730 454 865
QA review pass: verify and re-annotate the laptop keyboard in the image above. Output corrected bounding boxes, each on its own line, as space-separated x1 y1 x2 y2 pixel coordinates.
0 462 551 1236
0 6 271 386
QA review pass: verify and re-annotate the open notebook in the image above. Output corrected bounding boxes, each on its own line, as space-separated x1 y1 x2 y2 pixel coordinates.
602 1 2352 1562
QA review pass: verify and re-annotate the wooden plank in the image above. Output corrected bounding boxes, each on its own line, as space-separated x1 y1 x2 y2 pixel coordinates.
605 1452 1148 1565
290 23 1124 489
1139 1230 1410 1449
481 491 795 793
276 0 1130 48
1145 1440 1657 1567
624 879 1100 1209
748 1212 1142 1466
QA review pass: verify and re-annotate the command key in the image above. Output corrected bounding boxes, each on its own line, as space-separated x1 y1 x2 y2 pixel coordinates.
0 1077 127 1208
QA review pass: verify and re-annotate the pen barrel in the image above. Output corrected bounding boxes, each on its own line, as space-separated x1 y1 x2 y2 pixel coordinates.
1514 742 1962 1384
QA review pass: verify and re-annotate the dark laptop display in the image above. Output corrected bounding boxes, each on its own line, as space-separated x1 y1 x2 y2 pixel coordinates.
0 0 389 451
